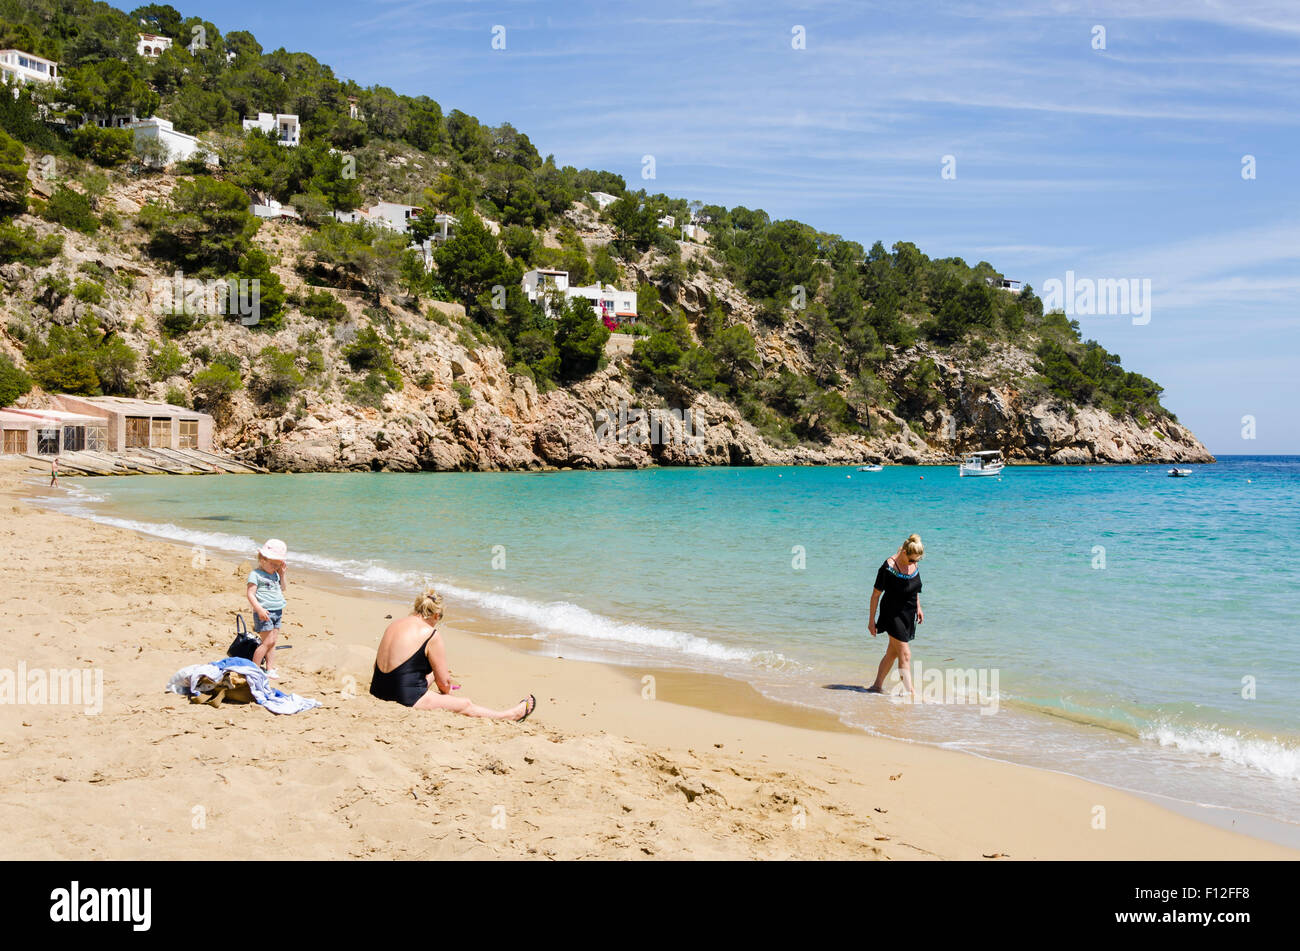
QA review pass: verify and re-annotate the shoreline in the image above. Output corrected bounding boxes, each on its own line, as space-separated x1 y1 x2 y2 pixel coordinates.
2 461 1293 859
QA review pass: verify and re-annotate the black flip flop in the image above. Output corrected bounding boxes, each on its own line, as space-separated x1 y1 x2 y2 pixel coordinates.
517 694 537 722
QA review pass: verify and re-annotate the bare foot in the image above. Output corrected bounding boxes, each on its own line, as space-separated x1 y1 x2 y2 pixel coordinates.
865 685 883 694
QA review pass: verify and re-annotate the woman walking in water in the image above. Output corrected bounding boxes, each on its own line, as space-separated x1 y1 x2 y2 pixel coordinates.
867 534 925 700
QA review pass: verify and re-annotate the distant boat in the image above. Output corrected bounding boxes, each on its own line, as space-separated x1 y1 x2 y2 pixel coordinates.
959 450 1005 478
1168 468 1193 477
857 464 883 472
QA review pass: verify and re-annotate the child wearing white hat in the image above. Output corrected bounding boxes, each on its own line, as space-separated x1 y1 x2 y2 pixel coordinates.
247 538 288 676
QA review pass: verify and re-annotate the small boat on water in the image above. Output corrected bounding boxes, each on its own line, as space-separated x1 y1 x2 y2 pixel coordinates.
857 464 883 472
959 450 1005 478
1168 468 1193 477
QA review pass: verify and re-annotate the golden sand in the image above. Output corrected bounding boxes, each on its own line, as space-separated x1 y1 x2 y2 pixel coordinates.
0 460 1291 860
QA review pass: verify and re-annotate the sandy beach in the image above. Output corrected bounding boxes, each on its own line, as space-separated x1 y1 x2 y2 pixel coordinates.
0 460 1292 861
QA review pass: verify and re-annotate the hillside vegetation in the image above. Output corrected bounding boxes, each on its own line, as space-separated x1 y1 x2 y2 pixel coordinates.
0 0 1212 468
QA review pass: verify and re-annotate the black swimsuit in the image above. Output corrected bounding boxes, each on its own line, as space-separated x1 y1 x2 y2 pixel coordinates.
874 560 922 643
370 632 436 706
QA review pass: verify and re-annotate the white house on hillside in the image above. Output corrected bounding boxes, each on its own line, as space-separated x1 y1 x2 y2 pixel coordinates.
251 198 299 220
985 277 1023 293
334 202 434 266
242 112 300 147
128 117 216 167
137 33 173 57
522 268 636 324
588 191 618 210
0 50 59 86
334 201 422 233
82 112 138 129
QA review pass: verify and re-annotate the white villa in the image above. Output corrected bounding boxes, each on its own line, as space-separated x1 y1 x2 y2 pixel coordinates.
985 277 1023 293
137 33 173 57
251 198 299 220
588 191 619 210
334 201 422 233
522 268 637 324
242 112 300 147
657 214 675 229
334 202 437 266
128 117 215 166
0 49 59 86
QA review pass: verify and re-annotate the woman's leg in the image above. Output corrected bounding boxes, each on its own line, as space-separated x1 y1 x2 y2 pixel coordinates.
868 638 900 692
414 690 529 720
895 638 916 700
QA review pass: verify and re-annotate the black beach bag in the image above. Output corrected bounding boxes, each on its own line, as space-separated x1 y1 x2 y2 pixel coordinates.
227 613 262 660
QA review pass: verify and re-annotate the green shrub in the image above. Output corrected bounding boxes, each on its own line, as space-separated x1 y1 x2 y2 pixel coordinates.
346 370 397 408
165 385 190 408
0 222 62 266
0 128 28 219
191 364 243 410
251 346 304 410
160 307 197 337
73 280 104 304
343 325 402 390
149 341 185 381
300 288 346 321
30 352 101 395
452 380 474 410
213 351 243 373
42 186 99 234
0 354 33 405
70 126 133 167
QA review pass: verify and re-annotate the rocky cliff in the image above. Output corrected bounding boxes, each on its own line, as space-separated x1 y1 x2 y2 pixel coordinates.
1 169 1213 471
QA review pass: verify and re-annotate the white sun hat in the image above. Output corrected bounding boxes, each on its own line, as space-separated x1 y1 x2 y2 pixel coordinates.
259 538 288 561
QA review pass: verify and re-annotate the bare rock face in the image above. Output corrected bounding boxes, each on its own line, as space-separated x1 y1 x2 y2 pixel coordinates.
2 164 1213 475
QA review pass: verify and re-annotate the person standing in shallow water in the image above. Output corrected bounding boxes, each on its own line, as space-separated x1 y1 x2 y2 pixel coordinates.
867 534 925 699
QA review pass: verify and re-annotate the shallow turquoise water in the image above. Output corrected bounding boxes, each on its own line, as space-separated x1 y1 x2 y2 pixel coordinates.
51 457 1300 831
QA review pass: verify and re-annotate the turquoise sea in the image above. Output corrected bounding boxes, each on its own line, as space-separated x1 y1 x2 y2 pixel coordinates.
47 457 1300 837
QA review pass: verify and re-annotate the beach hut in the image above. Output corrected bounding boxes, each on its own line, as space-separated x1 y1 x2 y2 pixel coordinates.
51 395 214 452
0 408 106 455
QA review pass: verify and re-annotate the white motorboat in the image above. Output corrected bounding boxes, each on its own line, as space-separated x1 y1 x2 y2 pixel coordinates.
959 450 1005 477
857 464 883 472
1168 468 1192 477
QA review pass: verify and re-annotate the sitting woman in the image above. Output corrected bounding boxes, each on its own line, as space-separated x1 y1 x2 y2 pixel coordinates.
370 589 536 721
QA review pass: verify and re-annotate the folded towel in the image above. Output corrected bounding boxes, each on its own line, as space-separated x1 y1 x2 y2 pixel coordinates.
166 659 321 715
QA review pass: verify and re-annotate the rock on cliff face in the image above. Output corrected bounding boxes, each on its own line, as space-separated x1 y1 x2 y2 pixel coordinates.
0 168 1213 474
249 345 1211 473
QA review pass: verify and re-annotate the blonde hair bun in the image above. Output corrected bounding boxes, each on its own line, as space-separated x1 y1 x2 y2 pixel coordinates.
903 534 924 558
414 588 444 620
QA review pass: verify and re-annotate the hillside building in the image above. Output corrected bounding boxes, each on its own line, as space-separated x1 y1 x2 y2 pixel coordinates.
242 112 300 147
0 49 59 86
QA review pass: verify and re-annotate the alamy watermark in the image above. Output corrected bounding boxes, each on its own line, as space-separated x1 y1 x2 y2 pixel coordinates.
0 662 103 715
888 661 1000 715
152 271 261 326
1041 270 1151 325
594 402 705 456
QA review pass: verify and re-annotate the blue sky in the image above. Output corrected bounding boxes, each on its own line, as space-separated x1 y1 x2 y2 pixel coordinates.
187 0 1298 453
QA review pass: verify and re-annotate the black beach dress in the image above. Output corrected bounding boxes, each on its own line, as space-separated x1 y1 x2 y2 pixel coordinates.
873 560 922 643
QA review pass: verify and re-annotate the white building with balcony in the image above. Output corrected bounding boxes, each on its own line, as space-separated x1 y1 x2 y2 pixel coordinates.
588 191 619 209
137 33 173 57
0 49 59 86
522 269 636 324
242 112 300 147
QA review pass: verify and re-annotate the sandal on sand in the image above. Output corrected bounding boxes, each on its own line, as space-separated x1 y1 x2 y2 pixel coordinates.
517 694 537 722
